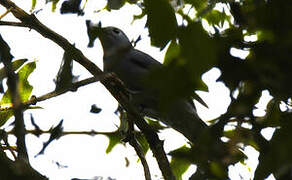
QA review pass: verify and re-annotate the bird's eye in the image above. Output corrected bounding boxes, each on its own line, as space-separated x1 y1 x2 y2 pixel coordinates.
113 28 120 34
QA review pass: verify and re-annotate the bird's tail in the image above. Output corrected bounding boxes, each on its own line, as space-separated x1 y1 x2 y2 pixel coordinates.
162 99 208 143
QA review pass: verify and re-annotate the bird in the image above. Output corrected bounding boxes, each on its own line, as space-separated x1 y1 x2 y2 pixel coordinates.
96 26 208 144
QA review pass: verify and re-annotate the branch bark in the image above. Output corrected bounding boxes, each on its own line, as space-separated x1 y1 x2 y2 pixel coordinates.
0 1 175 179
0 147 47 180
0 20 28 27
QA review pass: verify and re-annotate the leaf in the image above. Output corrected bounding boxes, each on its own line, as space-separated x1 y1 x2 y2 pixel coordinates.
90 104 102 114
55 51 75 91
105 132 122 154
210 162 228 179
0 59 27 93
164 40 180 65
184 0 208 12
0 61 36 127
51 0 60 12
17 61 36 101
60 0 84 15
0 109 13 127
145 118 166 131
170 157 191 180
196 78 208 92
35 120 64 157
132 10 146 22
255 119 292 179
31 0 37 12
178 22 217 77
192 92 208 108
86 20 102 48
135 133 149 155
169 146 192 179
107 0 126 10
1 61 36 104
0 59 27 80
203 10 230 27
144 0 178 48
262 99 281 127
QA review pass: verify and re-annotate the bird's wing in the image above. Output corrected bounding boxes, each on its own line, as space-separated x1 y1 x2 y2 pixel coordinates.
128 49 162 70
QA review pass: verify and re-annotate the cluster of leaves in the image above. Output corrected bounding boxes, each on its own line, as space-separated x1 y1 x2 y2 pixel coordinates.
27 0 292 179
0 59 36 126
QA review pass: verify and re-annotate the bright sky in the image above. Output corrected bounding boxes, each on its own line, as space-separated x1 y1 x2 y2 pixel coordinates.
0 1 276 179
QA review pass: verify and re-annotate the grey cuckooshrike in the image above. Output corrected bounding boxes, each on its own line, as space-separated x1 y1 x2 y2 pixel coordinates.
97 26 208 143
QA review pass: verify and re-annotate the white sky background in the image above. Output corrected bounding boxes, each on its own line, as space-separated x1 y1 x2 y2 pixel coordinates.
0 1 276 180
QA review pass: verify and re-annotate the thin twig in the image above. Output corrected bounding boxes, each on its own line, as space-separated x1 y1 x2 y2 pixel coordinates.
124 111 151 180
0 130 17 160
0 7 12 19
0 75 105 111
24 75 106 106
0 20 29 27
7 129 118 136
129 135 152 180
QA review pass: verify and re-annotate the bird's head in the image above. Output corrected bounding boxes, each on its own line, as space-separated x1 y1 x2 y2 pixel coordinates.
86 21 132 56
98 27 133 57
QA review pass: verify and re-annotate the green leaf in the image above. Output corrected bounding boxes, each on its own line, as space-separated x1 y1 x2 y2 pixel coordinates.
0 61 36 127
184 0 208 12
262 99 281 127
223 127 259 150
192 92 208 108
1 61 36 104
178 22 217 77
169 146 192 179
0 59 27 81
135 133 149 155
107 0 126 10
164 40 180 65
170 157 191 180
145 118 167 131
0 109 13 127
255 119 292 179
132 10 146 22
210 162 227 179
18 61 36 101
196 78 208 92
105 132 122 154
144 0 178 48
52 0 60 12
31 0 37 11
203 10 231 27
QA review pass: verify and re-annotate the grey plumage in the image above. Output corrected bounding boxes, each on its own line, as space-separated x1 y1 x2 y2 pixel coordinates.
98 26 207 143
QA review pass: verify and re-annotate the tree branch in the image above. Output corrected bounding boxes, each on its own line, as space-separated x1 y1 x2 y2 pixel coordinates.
0 20 29 27
7 129 119 137
128 134 152 180
0 1 175 179
0 33 28 161
0 147 47 180
0 75 106 112
23 75 106 107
